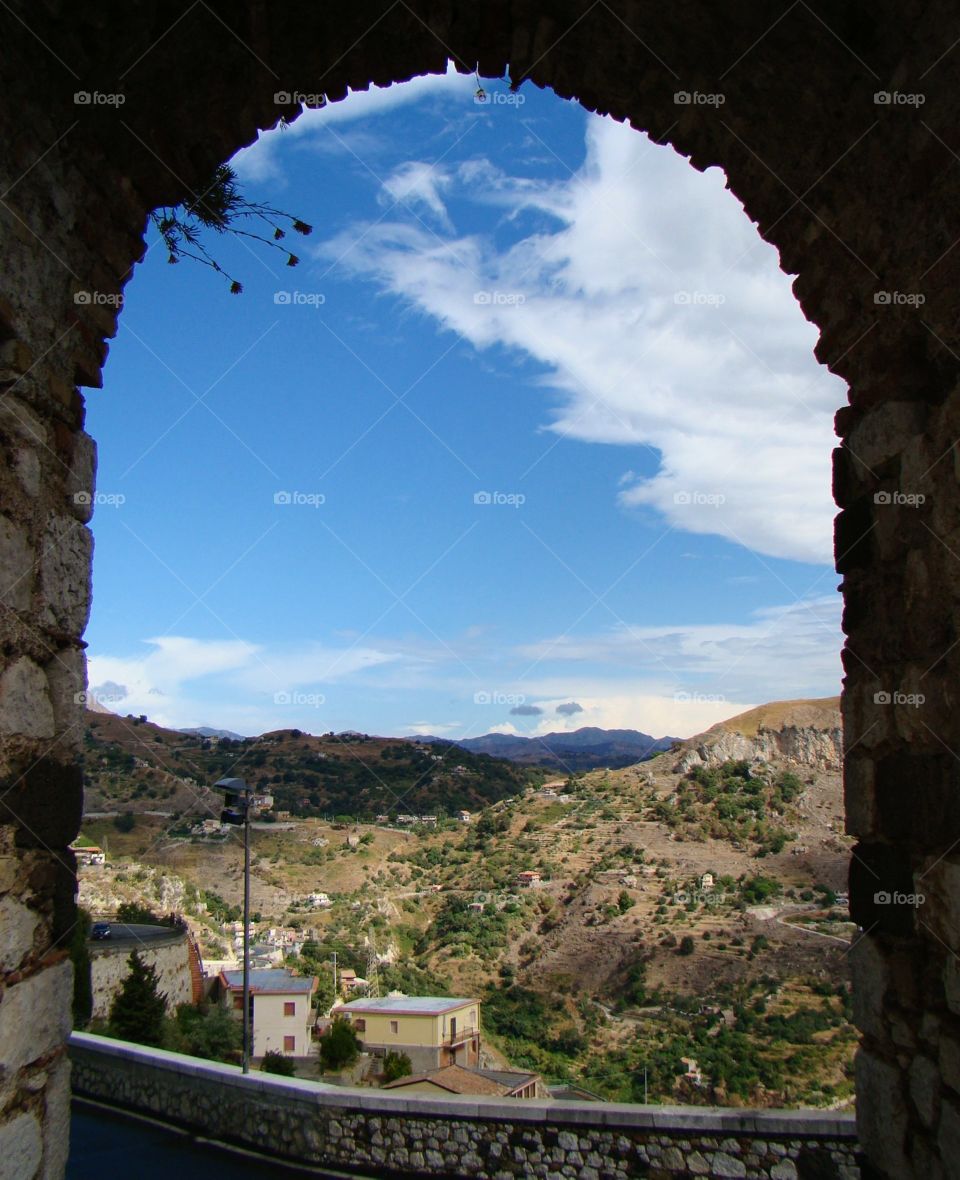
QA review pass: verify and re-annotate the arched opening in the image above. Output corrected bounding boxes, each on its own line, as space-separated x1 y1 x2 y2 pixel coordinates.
3 5 960 1176
82 64 852 1114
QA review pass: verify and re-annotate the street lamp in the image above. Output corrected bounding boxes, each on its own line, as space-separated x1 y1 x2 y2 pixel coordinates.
216 776 252 1073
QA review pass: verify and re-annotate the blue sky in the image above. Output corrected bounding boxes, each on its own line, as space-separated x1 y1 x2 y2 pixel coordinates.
84 64 845 740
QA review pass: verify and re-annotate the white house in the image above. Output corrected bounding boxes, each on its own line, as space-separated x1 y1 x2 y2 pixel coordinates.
219 968 317 1057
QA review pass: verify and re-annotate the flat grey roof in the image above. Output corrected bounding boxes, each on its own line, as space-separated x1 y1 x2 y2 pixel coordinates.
337 996 477 1015
221 970 315 994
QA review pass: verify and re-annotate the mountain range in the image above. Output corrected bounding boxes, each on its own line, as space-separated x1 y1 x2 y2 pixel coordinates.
417 726 679 772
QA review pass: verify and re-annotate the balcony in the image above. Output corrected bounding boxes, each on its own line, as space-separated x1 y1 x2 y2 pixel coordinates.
443 1027 479 1047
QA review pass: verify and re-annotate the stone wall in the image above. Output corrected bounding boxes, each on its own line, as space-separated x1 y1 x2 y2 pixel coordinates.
89 929 194 1021
69 1033 860 1179
4 3 960 1175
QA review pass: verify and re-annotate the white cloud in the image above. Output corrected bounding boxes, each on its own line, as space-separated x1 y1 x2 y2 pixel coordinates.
381 162 453 225
232 62 473 182
515 594 841 713
324 115 846 563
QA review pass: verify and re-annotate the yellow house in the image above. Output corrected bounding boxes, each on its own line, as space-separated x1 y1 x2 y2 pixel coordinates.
335 995 481 1072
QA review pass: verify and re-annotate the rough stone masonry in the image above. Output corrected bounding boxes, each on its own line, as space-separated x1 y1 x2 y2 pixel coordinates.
3 3 960 1176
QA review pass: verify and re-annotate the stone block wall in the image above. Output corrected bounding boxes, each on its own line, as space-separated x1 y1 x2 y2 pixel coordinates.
89 929 193 1021
70 1033 860 1179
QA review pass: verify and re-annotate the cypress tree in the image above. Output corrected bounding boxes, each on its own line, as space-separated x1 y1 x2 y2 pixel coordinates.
110 950 167 1046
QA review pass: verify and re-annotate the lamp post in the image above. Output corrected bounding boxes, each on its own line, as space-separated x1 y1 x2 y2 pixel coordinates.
216 777 252 1073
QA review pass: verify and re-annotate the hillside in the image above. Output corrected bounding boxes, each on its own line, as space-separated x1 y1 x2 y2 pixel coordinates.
77 696 855 1109
82 712 538 818
426 727 679 771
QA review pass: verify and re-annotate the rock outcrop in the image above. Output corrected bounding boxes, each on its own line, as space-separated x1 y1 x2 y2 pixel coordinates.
672 698 841 774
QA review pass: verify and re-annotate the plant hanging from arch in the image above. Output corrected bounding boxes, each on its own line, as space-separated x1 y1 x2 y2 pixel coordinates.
150 163 312 294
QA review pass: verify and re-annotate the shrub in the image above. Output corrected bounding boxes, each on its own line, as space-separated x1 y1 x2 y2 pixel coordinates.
318 1017 361 1071
261 1050 296 1076
678 936 695 956
382 1051 413 1083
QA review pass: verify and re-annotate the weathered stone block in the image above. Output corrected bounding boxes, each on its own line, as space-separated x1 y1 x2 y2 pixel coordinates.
38 514 92 635
0 657 54 738
0 516 33 611
0 1111 42 1180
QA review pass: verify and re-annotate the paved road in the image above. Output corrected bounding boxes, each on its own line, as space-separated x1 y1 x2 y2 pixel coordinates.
88 923 183 948
68 1102 367 1179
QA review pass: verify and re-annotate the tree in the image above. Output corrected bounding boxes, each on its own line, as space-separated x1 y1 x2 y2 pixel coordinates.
318 1017 361 1071
71 907 93 1028
382 1051 412 1083
113 811 136 833
109 951 167 1046
116 901 161 925
149 164 312 294
261 1050 296 1077
166 1003 241 1063
678 936 696 956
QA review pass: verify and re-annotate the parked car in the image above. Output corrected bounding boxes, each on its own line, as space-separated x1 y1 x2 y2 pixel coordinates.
91 922 112 940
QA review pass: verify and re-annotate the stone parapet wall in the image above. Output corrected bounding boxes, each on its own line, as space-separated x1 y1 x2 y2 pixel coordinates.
69 1033 860 1179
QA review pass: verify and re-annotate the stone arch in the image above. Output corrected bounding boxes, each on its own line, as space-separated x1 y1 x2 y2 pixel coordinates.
3 3 960 1175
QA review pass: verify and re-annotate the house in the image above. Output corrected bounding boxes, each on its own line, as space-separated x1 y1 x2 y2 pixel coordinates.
219 968 317 1058
307 892 331 909
335 995 481 1072
700 873 715 891
681 1056 703 1085
72 845 105 866
516 870 542 889
337 968 369 993
346 833 361 848
382 1064 539 1099
458 810 472 823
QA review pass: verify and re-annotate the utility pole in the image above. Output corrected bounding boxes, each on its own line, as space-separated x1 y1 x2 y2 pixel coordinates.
366 934 381 999
216 777 252 1074
332 950 338 999
242 793 251 1073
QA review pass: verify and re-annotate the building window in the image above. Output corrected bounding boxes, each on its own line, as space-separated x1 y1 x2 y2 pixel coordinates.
283 1001 296 1016
390 1020 399 1035
283 1036 295 1053
232 993 243 1011
354 1019 366 1033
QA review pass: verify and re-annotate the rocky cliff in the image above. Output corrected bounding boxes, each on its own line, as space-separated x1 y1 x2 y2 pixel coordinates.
673 697 841 773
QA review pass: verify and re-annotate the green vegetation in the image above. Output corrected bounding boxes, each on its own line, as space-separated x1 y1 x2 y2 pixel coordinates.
382 1051 413 1083
71 907 93 1028
109 952 166 1047
650 762 799 856
261 1050 297 1076
318 1017 362 1071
